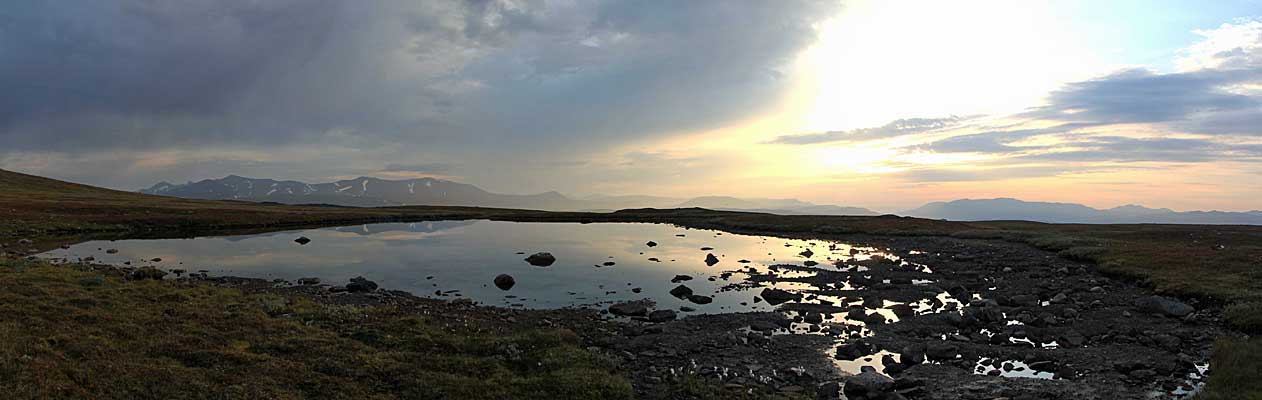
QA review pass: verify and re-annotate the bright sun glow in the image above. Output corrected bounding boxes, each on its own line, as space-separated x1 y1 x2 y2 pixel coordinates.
799 0 1109 133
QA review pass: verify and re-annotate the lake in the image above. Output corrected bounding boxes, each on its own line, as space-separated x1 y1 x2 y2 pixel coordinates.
40 220 900 315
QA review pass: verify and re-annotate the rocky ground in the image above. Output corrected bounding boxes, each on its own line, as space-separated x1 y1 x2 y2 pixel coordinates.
17 230 1230 399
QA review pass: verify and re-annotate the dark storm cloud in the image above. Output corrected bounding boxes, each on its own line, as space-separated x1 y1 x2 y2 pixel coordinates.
0 0 840 155
769 116 964 145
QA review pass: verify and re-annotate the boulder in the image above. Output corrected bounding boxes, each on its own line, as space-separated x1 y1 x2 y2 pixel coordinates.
760 288 802 305
687 295 714 304
609 301 650 317
704 253 720 266
670 285 694 298
844 370 894 398
799 249 814 258
1134 296 1194 318
646 241 658 247
925 343 958 360
648 309 677 322
671 274 694 283
493 274 515 290
524 252 557 266
297 277 321 285
346 276 378 292
834 341 873 359
294 237 311 245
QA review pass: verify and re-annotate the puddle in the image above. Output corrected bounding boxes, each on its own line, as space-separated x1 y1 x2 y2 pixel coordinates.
973 358 1056 380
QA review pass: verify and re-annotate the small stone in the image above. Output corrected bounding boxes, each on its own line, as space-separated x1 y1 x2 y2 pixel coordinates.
524 252 557 266
493 274 515 290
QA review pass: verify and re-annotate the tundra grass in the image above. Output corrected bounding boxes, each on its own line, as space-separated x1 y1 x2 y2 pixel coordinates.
0 258 631 400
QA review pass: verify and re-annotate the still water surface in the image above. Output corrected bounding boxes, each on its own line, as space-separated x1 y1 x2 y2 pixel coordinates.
42 221 890 313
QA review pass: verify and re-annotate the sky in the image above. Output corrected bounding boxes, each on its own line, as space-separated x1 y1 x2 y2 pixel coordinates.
2 0 1261 212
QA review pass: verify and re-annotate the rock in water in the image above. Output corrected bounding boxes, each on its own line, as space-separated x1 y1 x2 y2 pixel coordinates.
646 241 658 247
687 295 713 304
759 288 802 305
298 277 321 285
493 274 516 290
524 252 557 266
670 285 694 298
800 249 814 258
671 274 693 283
346 276 378 292
704 253 720 266
1134 296 1194 318
648 309 677 322
294 236 311 245
609 301 650 317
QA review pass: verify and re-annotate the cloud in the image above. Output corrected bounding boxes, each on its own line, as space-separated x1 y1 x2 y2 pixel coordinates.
1177 19 1262 70
912 123 1099 154
892 165 1090 183
769 116 964 145
382 163 451 174
0 0 839 156
1020 68 1260 127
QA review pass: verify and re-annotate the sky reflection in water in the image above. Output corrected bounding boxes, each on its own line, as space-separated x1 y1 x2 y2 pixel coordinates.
44 221 896 313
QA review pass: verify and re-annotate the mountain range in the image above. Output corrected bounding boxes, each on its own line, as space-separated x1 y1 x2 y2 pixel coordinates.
140 175 879 215
901 198 1262 225
140 176 1262 224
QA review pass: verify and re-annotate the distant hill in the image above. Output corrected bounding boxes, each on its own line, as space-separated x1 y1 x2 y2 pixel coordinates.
141 175 596 210
902 198 1262 225
140 175 878 215
677 196 879 216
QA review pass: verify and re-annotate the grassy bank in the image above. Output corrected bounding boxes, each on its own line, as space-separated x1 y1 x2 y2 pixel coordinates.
0 258 631 399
